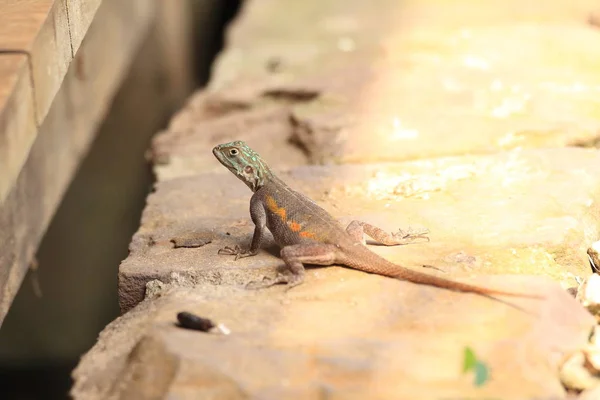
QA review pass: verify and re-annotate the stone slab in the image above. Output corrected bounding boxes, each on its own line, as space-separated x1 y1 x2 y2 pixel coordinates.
151 101 308 181
119 146 600 313
152 0 600 181
212 0 600 88
73 282 594 399
87 0 600 398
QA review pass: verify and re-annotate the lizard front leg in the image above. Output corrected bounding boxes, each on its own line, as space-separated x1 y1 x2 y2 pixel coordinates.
219 195 266 259
345 220 429 246
247 243 338 289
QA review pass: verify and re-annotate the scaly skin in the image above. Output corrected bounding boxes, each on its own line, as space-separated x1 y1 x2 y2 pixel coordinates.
213 140 542 299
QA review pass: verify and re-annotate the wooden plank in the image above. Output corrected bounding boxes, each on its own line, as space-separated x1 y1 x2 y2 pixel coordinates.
0 0 157 326
66 0 103 54
0 0 72 205
0 53 37 317
0 55 37 198
0 1 57 49
0 0 113 207
29 0 72 122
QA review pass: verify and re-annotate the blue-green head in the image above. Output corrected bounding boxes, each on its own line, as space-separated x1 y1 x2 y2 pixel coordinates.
213 141 272 192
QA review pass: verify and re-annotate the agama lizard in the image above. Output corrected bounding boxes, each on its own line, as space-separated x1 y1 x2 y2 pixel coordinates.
213 140 541 299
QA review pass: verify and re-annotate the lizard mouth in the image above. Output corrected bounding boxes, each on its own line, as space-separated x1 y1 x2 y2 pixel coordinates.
212 146 226 165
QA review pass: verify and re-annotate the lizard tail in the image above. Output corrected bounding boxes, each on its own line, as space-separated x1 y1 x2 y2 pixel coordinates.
342 248 544 299
390 267 544 299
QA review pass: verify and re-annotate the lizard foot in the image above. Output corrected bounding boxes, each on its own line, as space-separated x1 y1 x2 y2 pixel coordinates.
218 245 257 260
392 227 430 244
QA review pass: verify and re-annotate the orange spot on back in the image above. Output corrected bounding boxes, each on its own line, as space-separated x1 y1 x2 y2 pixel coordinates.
299 231 317 239
265 195 278 212
276 208 286 220
266 195 286 221
289 221 302 232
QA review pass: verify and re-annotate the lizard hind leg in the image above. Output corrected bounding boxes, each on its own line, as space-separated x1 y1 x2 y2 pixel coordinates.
345 220 430 246
246 243 338 290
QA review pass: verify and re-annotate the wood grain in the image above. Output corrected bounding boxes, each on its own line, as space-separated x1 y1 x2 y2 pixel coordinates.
0 0 162 325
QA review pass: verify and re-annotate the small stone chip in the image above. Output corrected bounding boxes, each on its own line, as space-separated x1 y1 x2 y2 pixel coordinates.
575 273 600 322
587 241 600 272
170 232 213 248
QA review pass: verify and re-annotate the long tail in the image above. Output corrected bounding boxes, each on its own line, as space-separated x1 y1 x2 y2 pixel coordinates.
342 247 544 299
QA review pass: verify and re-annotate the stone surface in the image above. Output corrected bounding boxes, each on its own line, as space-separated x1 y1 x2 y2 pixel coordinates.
120 147 600 313
151 0 600 181
211 0 600 88
76 0 600 398
580 384 600 400
73 282 593 399
151 99 309 181
576 273 600 321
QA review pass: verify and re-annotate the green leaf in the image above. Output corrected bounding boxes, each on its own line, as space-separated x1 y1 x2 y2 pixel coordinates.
473 361 489 386
462 347 490 387
463 347 477 373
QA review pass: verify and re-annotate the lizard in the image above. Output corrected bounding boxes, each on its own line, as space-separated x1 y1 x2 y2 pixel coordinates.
213 140 542 299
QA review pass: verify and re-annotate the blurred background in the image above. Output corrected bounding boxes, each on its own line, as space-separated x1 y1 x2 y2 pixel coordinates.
0 1 241 398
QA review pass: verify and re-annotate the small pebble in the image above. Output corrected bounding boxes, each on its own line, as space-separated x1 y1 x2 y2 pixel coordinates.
176 312 231 335
177 312 215 332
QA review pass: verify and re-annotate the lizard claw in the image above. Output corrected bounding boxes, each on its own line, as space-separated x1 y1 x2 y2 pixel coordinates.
218 245 242 256
218 245 257 260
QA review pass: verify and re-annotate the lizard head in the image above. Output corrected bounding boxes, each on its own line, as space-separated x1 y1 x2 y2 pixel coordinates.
213 141 272 192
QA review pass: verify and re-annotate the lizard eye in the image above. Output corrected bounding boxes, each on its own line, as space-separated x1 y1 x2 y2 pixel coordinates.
244 165 254 174
229 148 239 156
